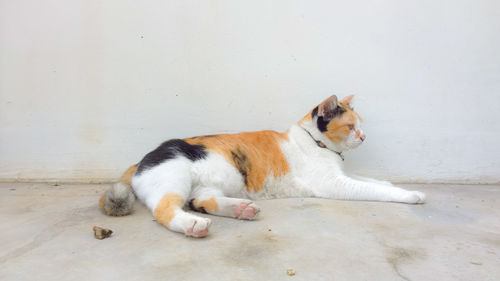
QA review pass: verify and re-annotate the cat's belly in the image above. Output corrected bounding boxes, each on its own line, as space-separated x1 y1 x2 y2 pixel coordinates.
190 152 313 200
244 173 315 200
190 153 248 198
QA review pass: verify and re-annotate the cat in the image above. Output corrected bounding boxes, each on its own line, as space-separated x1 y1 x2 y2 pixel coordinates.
99 95 426 238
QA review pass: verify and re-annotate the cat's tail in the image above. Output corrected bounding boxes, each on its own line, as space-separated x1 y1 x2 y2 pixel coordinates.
99 165 137 216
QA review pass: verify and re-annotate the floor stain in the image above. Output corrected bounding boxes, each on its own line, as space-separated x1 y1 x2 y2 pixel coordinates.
385 246 427 281
220 231 286 267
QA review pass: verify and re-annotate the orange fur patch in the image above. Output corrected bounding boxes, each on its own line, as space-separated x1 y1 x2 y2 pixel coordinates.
340 95 354 105
355 130 361 138
185 131 290 192
119 165 137 187
325 106 362 143
193 198 219 212
154 193 184 225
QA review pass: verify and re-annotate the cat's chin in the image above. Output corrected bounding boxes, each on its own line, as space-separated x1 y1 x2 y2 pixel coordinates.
347 140 365 150
340 143 362 151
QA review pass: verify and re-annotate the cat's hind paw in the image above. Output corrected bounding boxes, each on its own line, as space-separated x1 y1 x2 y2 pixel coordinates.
185 217 212 238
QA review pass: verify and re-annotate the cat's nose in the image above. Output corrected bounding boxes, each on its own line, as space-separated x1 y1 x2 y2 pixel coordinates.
360 134 366 142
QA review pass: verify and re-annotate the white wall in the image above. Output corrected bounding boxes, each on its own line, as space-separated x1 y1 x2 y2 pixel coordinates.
1 0 499 183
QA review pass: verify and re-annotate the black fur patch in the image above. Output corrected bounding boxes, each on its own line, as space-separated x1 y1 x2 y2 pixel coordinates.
136 139 207 175
314 106 346 132
312 106 319 118
231 148 249 185
332 106 347 118
188 199 208 214
316 116 330 132
188 198 196 210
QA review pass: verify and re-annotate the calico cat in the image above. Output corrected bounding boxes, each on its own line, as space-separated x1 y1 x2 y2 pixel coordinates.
99 95 426 238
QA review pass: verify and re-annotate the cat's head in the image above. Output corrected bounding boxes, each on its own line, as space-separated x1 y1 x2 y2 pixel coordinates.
300 95 366 152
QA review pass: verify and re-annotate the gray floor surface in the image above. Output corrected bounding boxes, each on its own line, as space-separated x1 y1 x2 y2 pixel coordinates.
0 183 499 281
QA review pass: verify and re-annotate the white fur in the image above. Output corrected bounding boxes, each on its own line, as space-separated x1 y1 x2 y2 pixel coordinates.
167 209 212 237
132 157 193 211
190 153 247 199
130 117 425 236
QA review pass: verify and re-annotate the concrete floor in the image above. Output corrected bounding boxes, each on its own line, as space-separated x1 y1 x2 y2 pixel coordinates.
0 183 499 281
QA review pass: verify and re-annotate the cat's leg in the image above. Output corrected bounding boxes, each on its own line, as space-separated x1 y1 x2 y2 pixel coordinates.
349 174 394 186
133 158 212 238
154 193 212 237
189 187 260 220
314 175 426 204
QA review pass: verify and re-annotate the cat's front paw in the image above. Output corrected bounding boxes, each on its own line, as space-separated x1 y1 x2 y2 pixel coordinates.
184 217 212 238
404 191 426 204
379 180 394 186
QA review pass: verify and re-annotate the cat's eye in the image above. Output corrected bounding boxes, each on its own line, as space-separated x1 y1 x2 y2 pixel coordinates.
347 125 354 130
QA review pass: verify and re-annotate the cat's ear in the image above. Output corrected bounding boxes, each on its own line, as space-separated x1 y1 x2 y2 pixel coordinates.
341 94 354 106
318 95 339 120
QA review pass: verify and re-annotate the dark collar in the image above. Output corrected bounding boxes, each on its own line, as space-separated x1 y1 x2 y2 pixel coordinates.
300 126 344 161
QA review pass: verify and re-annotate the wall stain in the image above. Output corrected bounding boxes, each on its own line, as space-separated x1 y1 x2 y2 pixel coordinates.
79 124 104 144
